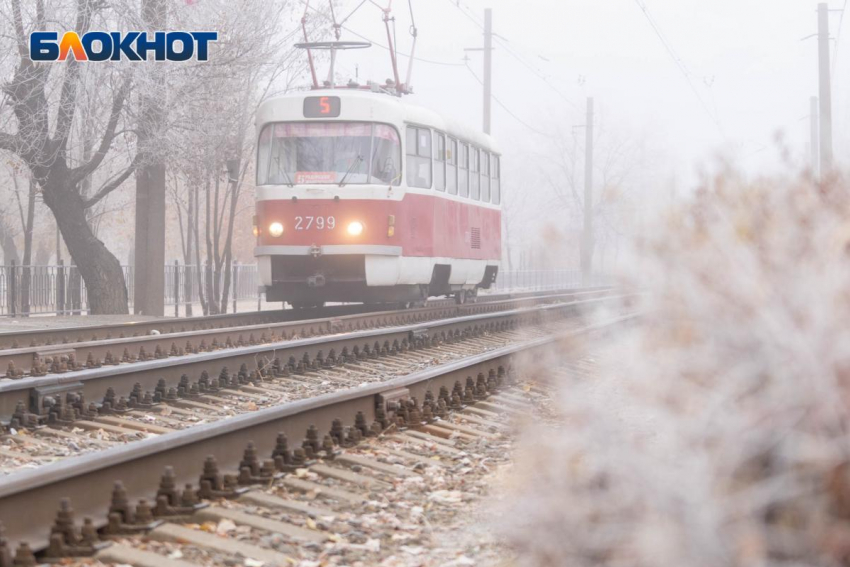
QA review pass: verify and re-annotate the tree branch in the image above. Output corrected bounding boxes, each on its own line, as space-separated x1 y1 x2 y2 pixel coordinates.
10 0 28 58
36 0 45 28
83 155 139 209
52 0 95 149
69 76 131 184
0 132 20 154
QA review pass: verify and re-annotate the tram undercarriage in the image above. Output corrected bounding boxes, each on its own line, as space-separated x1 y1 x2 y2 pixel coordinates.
262 254 497 306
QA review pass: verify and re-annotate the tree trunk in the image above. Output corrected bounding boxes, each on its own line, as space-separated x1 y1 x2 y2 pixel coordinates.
183 182 195 317
42 182 128 314
0 217 20 315
0 218 20 267
212 175 221 311
193 184 207 315
133 0 167 316
20 178 36 315
204 179 218 314
218 161 242 313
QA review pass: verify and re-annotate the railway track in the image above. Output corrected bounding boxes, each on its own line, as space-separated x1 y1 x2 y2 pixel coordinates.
4 385 545 566
0 289 610 379
0 302 637 564
0 288 631 567
0 288 601 351
0 318 559 475
0 291 618 425
0 291 624 449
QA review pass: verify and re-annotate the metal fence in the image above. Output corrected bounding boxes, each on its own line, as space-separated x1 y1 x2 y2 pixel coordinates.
164 262 260 308
0 264 611 317
0 262 261 316
491 270 613 292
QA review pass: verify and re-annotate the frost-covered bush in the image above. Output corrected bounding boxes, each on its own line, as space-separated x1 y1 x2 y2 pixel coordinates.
498 170 850 566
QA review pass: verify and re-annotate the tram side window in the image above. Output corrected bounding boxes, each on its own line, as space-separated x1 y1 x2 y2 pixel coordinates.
435 133 446 191
470 147 480 200
447 138 458 195
492 155 501 204
481 152 491 203
406 126 432 189
459 143 469 197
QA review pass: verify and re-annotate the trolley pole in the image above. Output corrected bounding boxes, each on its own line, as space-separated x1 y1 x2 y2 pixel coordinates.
581 97 594 286
811 96 820 177
483 8 493 135
818 3 833 172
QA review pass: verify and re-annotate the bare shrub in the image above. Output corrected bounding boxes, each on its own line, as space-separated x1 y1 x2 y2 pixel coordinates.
497 169 850 567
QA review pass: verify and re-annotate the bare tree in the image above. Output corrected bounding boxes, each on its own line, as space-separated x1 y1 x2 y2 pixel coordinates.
542 119 647 272
165 0 321 314
0 0 137 313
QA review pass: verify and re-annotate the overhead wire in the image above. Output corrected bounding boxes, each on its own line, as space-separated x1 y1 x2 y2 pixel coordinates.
339 0 369 27
631 0 725 137
464 62 553 138
299 0 466 67
444 0 579 110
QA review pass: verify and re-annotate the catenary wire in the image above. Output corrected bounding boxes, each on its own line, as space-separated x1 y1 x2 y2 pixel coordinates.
299 0 466 66
631 0 725 137
465 63 553 138
444 0 579 110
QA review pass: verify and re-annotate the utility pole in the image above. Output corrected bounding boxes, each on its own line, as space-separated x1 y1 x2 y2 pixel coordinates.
134 0 166 316
483 8 492 134
818 3 833 171
464 8 494 134
581 97 594 286
811 96 820 177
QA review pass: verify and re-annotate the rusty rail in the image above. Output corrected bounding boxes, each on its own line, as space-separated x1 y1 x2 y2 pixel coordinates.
0 293 625 425
0 289 612 378
0 302 638 554
0 288 609 351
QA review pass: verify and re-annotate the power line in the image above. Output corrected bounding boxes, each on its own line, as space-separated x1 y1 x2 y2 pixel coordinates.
464 63 553 138
632 0 725 137
299 0 466 67
343 26 466 66
445 0 579 110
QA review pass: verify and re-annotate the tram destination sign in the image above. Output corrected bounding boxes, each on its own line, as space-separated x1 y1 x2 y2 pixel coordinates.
304 96 341 118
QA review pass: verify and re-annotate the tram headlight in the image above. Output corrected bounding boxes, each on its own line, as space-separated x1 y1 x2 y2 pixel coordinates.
268 222 284 237
347 221 364 236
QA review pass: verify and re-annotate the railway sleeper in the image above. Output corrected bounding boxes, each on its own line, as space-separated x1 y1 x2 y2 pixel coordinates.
0 310 527 437
1 363 522 563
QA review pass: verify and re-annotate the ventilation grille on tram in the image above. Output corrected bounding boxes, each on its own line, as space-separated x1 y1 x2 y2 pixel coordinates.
471 227 481 249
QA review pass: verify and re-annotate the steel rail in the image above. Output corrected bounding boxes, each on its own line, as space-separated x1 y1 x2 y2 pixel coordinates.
0 289 611 379
0 294 627 422
0 308 638 552
0 288 610 350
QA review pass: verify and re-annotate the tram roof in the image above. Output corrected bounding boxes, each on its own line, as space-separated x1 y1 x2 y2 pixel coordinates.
256 89 500 154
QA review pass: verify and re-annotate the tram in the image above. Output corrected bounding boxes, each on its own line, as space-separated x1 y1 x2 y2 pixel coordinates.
254 88 502 307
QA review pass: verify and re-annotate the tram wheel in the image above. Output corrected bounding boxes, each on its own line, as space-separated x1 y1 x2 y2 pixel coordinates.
455 290 467 305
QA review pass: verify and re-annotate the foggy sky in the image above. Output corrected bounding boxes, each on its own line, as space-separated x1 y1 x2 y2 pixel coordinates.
318 0 846 187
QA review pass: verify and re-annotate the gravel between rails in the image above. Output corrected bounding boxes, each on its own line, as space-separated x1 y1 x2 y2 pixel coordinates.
0 322 566 478
40 376 557 567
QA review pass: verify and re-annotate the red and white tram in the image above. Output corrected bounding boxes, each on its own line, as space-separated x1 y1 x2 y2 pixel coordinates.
254 89 502 307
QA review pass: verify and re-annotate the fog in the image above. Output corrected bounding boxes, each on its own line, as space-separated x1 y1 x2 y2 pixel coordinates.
0 0 842 298
3 2 850 564
341 0 839 181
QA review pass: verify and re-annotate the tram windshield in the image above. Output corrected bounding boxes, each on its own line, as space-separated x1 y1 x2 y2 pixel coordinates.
257 122 401 186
